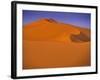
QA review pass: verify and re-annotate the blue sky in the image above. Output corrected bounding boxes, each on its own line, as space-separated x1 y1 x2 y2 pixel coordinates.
23 10 91 28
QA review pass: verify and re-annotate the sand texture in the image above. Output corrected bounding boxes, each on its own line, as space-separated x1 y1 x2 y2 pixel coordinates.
23 18 91 69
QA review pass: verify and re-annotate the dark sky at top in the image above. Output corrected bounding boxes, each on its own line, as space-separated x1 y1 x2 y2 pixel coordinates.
23 10 91 28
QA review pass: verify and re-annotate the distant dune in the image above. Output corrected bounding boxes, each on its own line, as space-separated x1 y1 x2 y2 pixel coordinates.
23 18 91 69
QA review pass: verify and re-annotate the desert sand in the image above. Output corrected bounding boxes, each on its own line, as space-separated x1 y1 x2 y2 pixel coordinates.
23 18 91 69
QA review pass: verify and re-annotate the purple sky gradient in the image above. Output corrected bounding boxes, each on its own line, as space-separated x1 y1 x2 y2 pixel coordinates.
23 10 91 29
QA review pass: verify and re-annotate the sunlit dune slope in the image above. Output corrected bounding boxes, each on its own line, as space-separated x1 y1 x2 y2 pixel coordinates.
23 18 90 69
23 18 90 43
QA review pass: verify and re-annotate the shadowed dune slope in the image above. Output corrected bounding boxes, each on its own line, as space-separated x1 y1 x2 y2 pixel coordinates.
23 18 91 69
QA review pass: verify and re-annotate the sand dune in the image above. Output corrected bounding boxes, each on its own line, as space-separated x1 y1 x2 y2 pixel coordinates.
23 18 90 69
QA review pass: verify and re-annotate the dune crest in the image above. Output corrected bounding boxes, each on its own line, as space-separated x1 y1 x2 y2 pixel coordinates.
37 18 58 23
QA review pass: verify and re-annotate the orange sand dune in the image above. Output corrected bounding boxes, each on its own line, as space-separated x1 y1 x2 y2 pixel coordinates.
23 18 90 69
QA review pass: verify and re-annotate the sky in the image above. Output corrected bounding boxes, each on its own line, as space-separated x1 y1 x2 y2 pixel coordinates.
23 10 91 28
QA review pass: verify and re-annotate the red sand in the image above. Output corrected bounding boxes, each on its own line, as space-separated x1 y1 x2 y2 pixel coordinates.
23 18 91 69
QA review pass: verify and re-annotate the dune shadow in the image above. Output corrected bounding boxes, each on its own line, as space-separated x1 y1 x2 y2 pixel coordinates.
70 32 90 42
